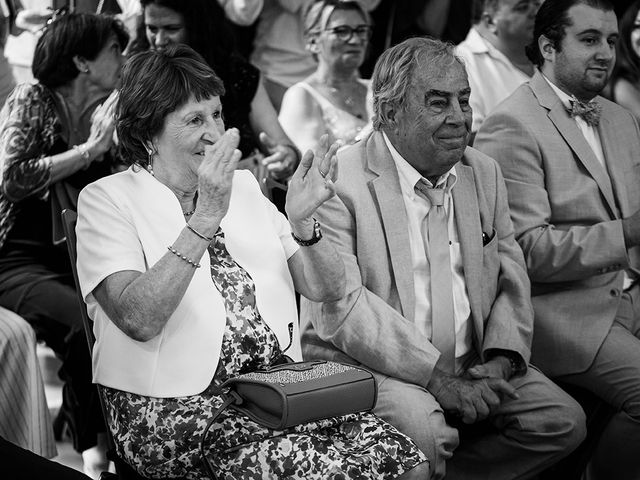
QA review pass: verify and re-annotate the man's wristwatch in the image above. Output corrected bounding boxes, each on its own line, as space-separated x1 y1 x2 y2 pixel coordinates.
291 219 322 246
494 351 522 378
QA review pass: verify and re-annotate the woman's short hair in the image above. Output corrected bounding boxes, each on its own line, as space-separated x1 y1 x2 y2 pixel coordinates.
612 0 640 88
32 12 129 89
371 37 462 131
525 0 614 68
116 44 225 169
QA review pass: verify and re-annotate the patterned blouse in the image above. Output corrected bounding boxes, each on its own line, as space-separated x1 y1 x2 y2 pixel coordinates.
0 83 60 251
0 83 113 275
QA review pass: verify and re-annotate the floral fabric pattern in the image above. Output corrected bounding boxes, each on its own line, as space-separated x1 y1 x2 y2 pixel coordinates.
0 83 60 249
209 230 283 379
102 230 427 479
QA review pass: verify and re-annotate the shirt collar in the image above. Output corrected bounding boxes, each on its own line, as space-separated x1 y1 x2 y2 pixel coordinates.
463 27 513 66
382 131 457 198
463 27 490 54
540 70 581 110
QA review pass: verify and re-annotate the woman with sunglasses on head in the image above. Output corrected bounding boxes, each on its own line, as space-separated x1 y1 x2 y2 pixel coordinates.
611 0 640 123
0 11 128 477
279 0 373 154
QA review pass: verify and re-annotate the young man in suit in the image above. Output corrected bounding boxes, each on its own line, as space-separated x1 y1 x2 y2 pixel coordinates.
475 1 640 478
300 36 585 480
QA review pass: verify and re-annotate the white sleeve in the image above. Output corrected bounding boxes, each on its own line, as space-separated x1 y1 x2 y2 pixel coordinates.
263 195 299 260
76 183 146 301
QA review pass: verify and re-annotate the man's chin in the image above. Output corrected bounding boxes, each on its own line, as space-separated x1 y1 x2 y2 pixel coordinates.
583 71 610 94
584 79 608 97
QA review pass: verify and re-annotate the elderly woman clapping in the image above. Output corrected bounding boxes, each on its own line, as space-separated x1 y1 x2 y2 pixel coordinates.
75 45 427 480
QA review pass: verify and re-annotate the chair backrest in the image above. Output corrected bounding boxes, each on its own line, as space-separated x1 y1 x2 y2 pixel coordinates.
61 209 154 480
61 209 96 352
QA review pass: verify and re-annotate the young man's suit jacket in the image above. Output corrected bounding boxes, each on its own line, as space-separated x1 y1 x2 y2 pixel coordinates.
475 71 640 377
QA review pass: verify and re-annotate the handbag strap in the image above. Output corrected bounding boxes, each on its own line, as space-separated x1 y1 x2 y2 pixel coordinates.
199 390 243 480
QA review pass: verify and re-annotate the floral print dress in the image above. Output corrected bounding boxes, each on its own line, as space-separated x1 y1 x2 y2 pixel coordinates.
102 231 427 479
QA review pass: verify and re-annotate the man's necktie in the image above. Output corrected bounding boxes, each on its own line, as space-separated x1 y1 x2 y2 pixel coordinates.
566 99 602 127
415 179 456 374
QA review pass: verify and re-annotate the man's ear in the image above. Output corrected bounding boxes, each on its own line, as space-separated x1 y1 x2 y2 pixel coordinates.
380 102 398 131
539 34 556 62
72 55 90 74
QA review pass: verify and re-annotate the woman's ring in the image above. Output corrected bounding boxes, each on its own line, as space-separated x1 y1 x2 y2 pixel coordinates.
319 169 327 178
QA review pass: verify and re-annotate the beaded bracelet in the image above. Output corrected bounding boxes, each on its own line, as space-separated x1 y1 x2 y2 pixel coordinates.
167 245 201 268
186 224 214 243
73 144 91 168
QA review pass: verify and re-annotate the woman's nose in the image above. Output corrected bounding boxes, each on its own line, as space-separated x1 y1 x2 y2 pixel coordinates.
155 31 168 48
347 32 364 45
202 121 223 144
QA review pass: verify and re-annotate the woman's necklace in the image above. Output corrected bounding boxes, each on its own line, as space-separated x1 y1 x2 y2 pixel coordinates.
321 78 365 119
327 86 356 108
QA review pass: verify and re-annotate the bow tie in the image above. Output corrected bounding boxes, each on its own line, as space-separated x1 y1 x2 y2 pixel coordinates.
566 99 602 127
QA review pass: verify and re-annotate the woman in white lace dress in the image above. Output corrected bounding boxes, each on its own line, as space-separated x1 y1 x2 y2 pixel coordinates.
279 0 373 154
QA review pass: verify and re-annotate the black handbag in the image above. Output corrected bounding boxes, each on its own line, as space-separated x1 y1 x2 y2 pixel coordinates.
200 359 377 479
222 359 377 429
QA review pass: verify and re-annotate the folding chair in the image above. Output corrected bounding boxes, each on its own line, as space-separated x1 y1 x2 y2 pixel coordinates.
61 209 156 480
262 176 288 215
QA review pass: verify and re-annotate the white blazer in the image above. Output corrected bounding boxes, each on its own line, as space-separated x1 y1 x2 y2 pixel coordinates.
76 167 301 397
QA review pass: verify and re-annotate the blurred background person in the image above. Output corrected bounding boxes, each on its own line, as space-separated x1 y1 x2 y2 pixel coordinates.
250 0 380 112
133 0 300 185
6 0 138 85
0 0 16 107
360 0 472 77
4 0 50 85
0 307 56 459
456 0 541 137
279 0 373 154
611 0 640 121
0 12 127 478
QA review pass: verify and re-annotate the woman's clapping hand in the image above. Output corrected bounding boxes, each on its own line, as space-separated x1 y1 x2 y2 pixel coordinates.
285 134 340 235
87 90 119 160
194 128 242 224
259 132 299 180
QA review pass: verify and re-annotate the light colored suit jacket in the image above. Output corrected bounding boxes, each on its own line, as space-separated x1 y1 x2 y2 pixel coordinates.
300 131 533 387
475 71 640 377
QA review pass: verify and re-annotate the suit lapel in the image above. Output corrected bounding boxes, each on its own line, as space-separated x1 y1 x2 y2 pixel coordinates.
452 164 484 347
530 73 619 218
366 133 416 322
